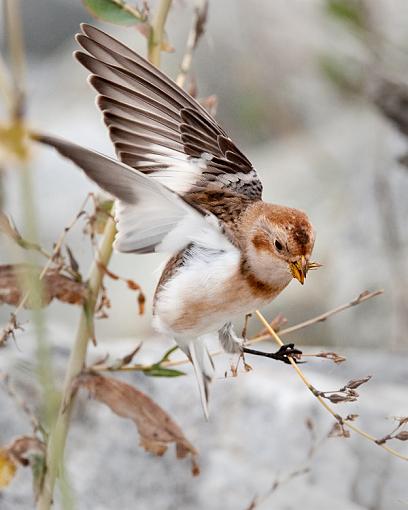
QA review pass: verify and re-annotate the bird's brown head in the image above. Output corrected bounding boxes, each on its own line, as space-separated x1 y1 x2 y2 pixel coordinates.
243 203 316 289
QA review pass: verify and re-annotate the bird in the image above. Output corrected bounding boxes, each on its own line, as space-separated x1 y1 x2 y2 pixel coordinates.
36 23 316 419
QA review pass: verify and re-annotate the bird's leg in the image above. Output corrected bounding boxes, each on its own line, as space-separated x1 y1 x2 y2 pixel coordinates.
219 322 252 372
242 343 303 365
240 313 253 369
219 322 243 354
241 313 252 340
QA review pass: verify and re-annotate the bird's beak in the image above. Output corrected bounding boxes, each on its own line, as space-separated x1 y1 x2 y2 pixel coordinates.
290 256 307 285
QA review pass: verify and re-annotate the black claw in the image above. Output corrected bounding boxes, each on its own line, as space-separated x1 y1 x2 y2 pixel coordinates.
242 343 303 364
274 343 303 363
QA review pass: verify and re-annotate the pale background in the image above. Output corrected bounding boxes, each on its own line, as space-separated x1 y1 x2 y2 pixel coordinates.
0 1 407 509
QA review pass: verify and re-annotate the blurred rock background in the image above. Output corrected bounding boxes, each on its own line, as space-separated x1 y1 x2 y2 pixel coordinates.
1 334 407 510
1 0 408 347
0 1 407 509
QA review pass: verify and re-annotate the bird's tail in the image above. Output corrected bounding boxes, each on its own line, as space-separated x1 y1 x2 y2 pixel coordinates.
185 339 215 420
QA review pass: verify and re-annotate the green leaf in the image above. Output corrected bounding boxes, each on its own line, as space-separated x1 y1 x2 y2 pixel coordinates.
325 0 365 31
143 365 185 378
83 0 145 26
157 345 179 364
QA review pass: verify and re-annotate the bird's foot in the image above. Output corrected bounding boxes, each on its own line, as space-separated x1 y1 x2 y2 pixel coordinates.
242 343 303 364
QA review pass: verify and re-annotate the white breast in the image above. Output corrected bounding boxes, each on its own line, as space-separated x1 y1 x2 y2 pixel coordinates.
153 244 270 340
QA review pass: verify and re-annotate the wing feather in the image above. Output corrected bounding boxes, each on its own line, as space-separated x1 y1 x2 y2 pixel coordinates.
36 134 236 254
75 23 263 202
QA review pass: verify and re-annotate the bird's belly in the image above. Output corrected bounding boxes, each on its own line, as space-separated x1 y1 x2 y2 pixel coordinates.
153 249 270 338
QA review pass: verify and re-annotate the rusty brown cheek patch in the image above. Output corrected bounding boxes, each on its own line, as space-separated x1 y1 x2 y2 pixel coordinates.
251 233 272 252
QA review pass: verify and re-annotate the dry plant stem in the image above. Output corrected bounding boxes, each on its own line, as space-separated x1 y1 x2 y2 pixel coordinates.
4 0 25 118
38 1 173 506
36 217 116 510
254 310 408 462
252 289 384 343
176 0 208 88
148 0 172 66
4 0 57 427
3 0 68 503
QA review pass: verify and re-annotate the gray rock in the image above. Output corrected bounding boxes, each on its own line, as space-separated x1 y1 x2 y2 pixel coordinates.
0 334 407 510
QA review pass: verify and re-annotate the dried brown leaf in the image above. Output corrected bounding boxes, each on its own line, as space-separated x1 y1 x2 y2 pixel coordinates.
345 375 372 390
65 245 80 274
98 264 145 315
73 373 199 475
375 435 390 445
98 261 119 280
395 431 408 441
327 393 355 404
121 343 143 366
126 279 140 291
0 264 88 308
315 351 347 364
109 343 143 370
7 436 45 465
0 436 45 491
396 417 408 427
328 422 350 438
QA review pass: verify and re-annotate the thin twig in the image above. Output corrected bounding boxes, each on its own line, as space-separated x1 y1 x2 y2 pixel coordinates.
1 194 92 347
110 0 147 21
176 0 208 89
0 372 41 434
255 310 408 462
93 289 382 372
252 289 384 343
245 467 309 510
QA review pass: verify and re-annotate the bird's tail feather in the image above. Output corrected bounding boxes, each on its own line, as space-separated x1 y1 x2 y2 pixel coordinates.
187 339 215 420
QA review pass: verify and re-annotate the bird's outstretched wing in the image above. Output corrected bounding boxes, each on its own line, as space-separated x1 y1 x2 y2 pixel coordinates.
37 134 236 255
74 23 263 201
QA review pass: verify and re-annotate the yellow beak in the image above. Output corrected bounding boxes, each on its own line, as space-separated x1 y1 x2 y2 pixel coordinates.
290 256 307 285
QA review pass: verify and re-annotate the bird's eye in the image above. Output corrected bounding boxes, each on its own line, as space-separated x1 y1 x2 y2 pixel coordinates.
274 240 283 251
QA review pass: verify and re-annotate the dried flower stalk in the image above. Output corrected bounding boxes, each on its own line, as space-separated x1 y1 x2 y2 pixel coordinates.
254 310 408 462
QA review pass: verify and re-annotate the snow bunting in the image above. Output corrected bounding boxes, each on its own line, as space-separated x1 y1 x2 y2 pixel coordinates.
37 24 315 418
